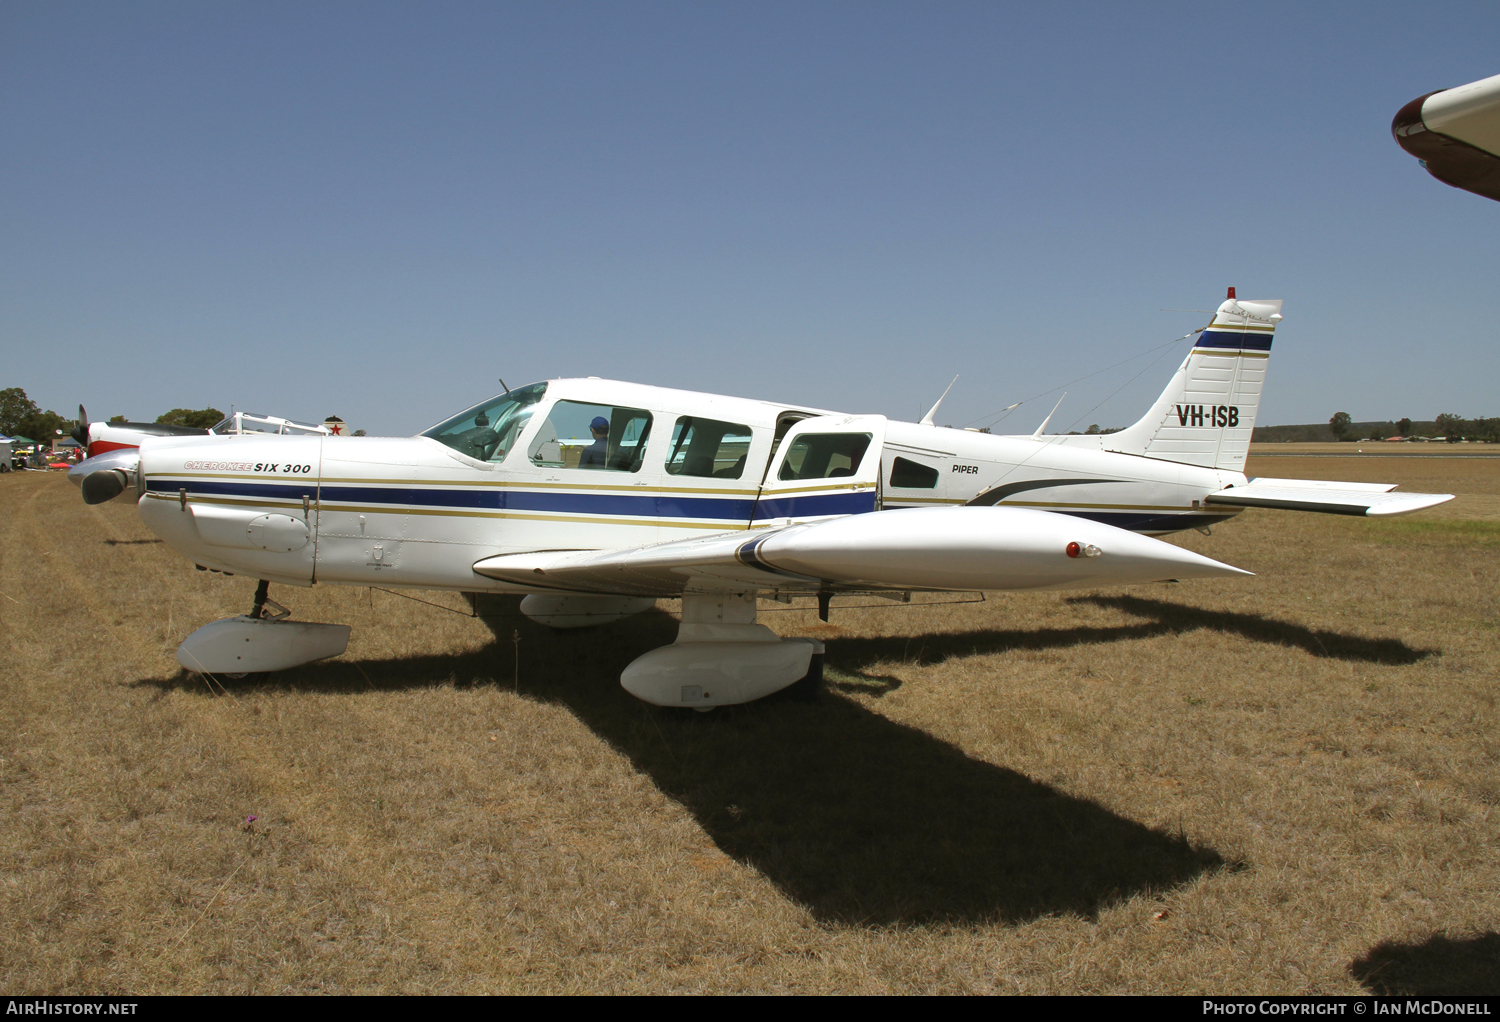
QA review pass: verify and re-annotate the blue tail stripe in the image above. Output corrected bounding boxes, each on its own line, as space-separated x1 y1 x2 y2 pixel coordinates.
1196 329 1272 351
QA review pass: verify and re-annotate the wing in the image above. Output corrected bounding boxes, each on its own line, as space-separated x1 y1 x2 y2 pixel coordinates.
471 506 1249 597
1393 73 1500 203
1205 477 1453 517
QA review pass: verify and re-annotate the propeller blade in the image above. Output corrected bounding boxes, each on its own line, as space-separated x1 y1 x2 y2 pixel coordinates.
70 405 90 448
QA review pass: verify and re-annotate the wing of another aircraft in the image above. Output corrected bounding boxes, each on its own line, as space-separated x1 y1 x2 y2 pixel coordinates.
1205 478 1453 517
471 505 1250 597
1393 72 1500 202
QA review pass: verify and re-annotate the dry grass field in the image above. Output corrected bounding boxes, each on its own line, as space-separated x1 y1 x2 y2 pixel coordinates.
2 451 1498 994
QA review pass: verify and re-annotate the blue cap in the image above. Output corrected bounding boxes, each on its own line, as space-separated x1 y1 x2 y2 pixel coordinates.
590 416 609 430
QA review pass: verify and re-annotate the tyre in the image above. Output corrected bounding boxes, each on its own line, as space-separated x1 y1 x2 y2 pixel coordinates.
790 652 825 702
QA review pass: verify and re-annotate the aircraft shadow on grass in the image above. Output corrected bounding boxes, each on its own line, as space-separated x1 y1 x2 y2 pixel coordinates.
144 590 1433 926
1352 932 1500 996
814 594 1434 698
1072 595 1436 666
150 596 1250 926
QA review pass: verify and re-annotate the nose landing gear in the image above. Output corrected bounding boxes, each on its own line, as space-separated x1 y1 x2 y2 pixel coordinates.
248 579 291 622
176 579 351 681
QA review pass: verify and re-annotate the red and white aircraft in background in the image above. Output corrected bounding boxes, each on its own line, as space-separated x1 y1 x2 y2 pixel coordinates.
73 409 333 457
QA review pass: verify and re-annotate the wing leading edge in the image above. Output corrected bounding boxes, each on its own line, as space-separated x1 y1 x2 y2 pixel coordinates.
471 506 1249 597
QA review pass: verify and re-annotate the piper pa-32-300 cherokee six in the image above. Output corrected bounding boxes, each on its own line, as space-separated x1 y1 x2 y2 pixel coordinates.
71 292 1451 709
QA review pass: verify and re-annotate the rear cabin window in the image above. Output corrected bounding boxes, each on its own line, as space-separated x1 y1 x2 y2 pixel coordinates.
666 416 753 479
778 433 872 481
528 401 653 472
889 457 940 489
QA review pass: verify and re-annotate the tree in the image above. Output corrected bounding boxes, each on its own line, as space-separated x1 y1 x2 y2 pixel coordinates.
1436 412 1465 443
0 387 39 437
157 407 225 429
17 409 71 444
1397 417 1412 437
1329 411 1352 441
108 415 128 424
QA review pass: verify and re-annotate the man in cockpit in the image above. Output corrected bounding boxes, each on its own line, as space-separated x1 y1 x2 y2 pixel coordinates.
578 416 610 469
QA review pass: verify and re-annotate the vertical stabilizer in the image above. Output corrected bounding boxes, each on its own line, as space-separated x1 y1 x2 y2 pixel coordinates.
1103 293 1282 472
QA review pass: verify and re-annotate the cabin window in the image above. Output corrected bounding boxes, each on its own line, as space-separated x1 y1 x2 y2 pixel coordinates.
422 382 548 463
889 457 939 489
777 433 872 481
528 401 653 472
665 417 753 479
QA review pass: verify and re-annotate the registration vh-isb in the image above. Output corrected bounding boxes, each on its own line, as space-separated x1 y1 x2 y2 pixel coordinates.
71 291 1451 709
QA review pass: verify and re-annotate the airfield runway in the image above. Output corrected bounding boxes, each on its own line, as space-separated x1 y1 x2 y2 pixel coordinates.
1 449 1497 994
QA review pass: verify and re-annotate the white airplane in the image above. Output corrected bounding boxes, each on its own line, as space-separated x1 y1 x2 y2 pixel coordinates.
71 292 1452 709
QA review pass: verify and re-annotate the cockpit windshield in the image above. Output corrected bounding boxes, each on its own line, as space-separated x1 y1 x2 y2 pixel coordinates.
421 382 547 463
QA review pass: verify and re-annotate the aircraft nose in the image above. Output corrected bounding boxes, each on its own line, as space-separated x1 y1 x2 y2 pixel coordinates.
69 449 140 505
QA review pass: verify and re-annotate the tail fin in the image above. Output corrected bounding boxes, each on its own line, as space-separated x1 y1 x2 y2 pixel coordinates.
1102 292 1282 472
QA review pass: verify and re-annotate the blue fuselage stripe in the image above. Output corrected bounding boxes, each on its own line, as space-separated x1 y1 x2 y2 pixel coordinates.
752 491 876 519
148 480 1202 532
151 478 759 521
148 479 316 500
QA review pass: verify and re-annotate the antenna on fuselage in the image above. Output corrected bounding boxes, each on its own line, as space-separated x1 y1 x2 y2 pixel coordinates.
1032 392 1066 437
919 376 959 426
498 377 510 396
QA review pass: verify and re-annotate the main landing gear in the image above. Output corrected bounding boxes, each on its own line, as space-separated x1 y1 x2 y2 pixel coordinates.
620 592 824 710
176 579 351 680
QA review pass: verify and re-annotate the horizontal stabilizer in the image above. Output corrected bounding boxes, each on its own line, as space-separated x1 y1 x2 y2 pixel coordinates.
472 506 1249 597
1205 478 1453 517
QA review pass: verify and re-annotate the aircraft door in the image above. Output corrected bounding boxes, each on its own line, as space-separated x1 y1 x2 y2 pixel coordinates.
313 438 419 584
752 414 886 525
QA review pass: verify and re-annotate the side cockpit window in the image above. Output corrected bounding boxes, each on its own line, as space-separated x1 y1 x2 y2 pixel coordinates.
422 383 547 463
778 433 872 481
889 457 939 489
528 401 653 472
666 416 753 479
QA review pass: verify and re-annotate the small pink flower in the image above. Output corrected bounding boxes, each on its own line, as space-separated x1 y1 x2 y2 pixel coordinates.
246 815 258 824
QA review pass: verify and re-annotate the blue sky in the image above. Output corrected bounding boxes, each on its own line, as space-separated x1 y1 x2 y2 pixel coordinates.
3 2 1497 436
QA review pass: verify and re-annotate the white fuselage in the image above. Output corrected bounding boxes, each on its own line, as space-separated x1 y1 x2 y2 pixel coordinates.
134 378 1246 592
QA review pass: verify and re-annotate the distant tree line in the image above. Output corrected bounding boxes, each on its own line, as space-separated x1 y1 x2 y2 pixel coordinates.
0 387 224 440
1253 414 1500 443
156 407 225 429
